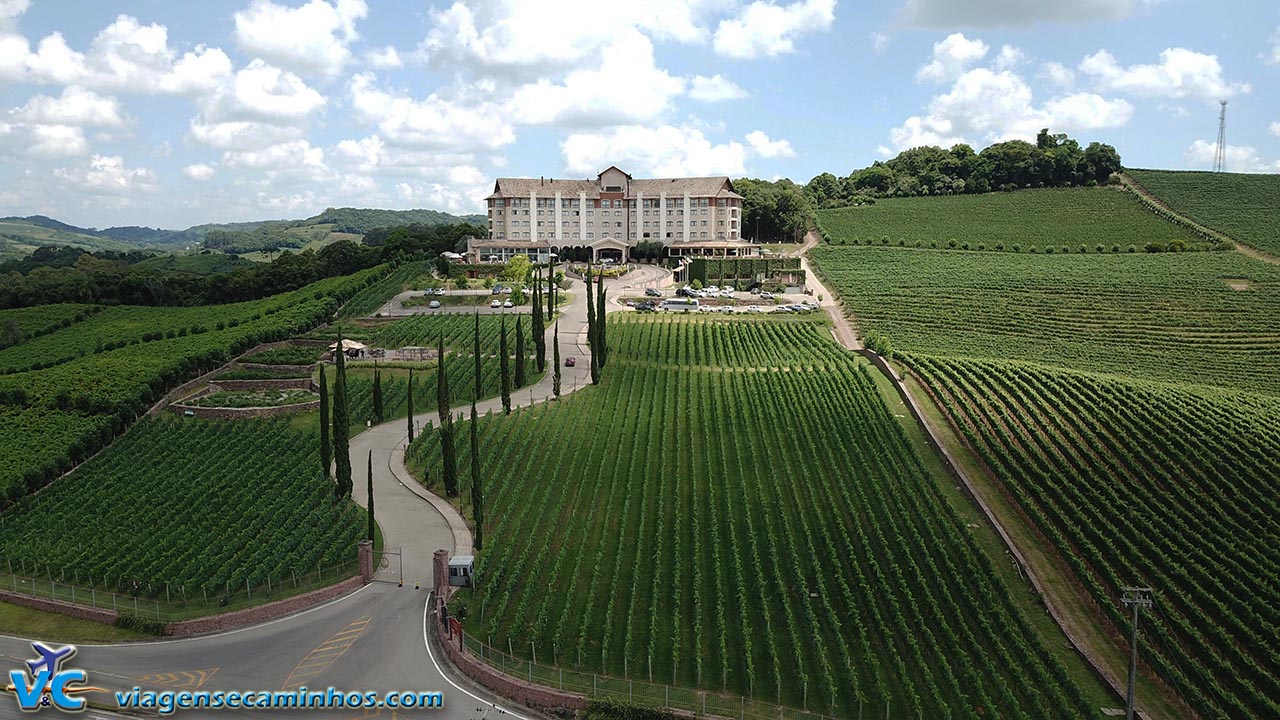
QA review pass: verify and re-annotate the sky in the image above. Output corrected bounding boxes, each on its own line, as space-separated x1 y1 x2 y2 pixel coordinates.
0 0 1276 229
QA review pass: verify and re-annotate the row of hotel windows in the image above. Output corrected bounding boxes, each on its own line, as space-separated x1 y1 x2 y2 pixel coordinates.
490 197 736 209
492 208 735 218
492 231 731 240
495 219 735 229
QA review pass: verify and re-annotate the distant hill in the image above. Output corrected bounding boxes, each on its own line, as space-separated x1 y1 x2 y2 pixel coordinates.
0 206 485 262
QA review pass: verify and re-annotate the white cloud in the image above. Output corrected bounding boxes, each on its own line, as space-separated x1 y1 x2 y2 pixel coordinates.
160 45 233 95
713 0 835 59
182 163 216 181
900 0 1155 28
1080 48 1249 102
223 139 326 174
745 130 795 157
917 33 989 83
507 32 684 125
870 31 890 54
365 45 403 69
1263 27 1280 65
53 154 157 196
993 45 1025 71
10 86 126 127
348 72 514 151
187 119 304 151
225 59 326 121
233 0 367 78
689 74 748 101
0 33 29 83
889 68 1133 151
1184 140 1280 173
1042 61 1075 87
395 180 486 215
1271 121 1280 138
0 122 88 158
0 0 28 32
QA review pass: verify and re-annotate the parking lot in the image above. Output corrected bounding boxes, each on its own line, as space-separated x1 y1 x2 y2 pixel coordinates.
622 284 820 315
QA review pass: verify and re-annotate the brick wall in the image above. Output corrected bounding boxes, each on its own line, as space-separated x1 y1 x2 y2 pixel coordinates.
162 575 363 637
0 589 118 624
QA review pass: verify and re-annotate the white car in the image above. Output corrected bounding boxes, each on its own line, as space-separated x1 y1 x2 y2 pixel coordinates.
428 300 441 309
759 291 774 300
490 299 501 308
745 305 761 313
705 285 719 292
723 284 736 292
503 300 514 308
719 290 735 298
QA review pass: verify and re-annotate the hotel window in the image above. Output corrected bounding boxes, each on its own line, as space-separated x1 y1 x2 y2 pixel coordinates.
701 232 708 238
700 220 707 226
586 221 593 228
602 232 610 238
587 232 594 239
586 210 593 217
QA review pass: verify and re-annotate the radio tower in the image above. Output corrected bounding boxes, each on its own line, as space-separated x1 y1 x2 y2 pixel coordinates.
1213 100 1228 173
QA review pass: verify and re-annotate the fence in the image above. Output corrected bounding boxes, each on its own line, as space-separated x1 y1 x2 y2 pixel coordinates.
456 631 874 720
0 558 359 622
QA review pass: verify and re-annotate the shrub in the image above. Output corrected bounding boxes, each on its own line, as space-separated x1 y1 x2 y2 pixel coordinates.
995 243 1004 251
1112 244 1121 253
948 239 957 248
1096 245 1105 253
977 243 986 251
1168 239 1187 252
1145 242 1166 253
1013 244 1022 252
1128 245 1137 253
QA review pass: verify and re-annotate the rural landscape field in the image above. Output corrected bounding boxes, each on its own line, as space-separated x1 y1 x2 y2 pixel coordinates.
0 2 1277 719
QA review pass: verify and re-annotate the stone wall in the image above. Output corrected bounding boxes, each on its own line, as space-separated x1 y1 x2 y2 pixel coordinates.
236 362 316 375
209 378 316 392
169 400 321 420
162 575 363 637
0 589 118 624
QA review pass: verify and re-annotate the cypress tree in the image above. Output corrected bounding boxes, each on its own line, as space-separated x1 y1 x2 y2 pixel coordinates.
532 281 546 372
473 312 482 399
332 335 352 499
372 364 383 423
546 256 555 319
499 314 511 414
319 364 331 479
584 261 595 354
366 450 375 542
596 275 607 369
469 397 483 551
515 315 527 388
406 368 414 443
437 333 458 497
552 320 562 399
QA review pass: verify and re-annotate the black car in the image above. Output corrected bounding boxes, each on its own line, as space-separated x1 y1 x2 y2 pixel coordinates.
675 288 691 297
645 287 661 297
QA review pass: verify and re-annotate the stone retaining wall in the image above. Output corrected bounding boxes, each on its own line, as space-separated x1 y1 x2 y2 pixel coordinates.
236 362 317 374
169 400 321 419
162 575 362 637
0 589 118 624
209 377 316 392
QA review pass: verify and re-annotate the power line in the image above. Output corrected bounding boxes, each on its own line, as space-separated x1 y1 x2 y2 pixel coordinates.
1122 586 1155 720
1213 101 1228 173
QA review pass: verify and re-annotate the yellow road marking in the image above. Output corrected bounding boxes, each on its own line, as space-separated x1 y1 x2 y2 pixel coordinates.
133 668 219 689
281 616 371 690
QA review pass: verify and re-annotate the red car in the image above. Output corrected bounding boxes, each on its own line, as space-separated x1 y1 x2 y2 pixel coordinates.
565 357 576 367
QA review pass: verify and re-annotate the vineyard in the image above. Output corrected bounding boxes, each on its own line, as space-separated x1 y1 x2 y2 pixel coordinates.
906 355 1280 718
338 260 430 318
0 267 386 508
0 303 100 348
1128 169 1280 256
408 315 1095 717
807 245 1280 394
0 417 362 597
815 187 1204 252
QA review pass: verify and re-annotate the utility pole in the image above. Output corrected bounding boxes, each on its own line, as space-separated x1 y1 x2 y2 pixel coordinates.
1213 101 1228 173
1122 586 1154 720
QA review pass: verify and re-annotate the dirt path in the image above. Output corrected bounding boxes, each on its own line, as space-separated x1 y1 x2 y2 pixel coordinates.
799 229 862 349
1118 172 1280 267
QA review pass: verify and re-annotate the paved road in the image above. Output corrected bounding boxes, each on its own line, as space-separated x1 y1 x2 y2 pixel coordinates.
0 266 667 720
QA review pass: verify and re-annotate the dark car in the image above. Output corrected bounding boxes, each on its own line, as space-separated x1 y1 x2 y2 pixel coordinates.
565 356 577 367
645 287 661 297
675 287 691 297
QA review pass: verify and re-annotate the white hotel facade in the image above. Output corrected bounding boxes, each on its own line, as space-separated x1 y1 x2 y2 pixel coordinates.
466 166 755 264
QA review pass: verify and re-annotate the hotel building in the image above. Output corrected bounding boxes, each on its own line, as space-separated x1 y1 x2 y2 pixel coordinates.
466 166 755 264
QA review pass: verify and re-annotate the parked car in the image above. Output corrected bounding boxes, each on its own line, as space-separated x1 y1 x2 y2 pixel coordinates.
428 300 441 309
491 286 503 295
746 305 761 313
759 291 774 300
705 285 719 292
645 287 661 297
723 284 736 292
503 300 514 308
490 299 501 308
625 300 636 307
565 356 577 367
675 288 692 297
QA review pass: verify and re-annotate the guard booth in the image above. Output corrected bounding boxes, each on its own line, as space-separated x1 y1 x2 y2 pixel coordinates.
447 555 474 587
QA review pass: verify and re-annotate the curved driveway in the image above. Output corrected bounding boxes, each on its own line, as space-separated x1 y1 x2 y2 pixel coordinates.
0 265 669 720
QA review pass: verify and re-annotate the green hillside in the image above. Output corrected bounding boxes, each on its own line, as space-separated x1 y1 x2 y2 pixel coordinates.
0 219 136 262
1127 169 1280 256
816 187 1205 252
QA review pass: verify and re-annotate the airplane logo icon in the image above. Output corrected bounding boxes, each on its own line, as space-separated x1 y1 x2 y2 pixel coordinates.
26 642 76 677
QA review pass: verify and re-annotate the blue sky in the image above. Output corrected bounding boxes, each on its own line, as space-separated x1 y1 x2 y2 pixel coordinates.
0 0 1276 229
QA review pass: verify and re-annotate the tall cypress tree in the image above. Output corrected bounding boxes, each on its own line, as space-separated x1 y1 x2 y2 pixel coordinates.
366 450 375 542
406 368 414 443
473 311 482 399
332 335 352 499
552 320 562 399
584 261 595 354
499 314 511 414
469 396 483 551
546 256 555 319
319 364 331 479
531 280 546 372
437 333 458 497
515 315 527 388
372 364 383 423
596 275 607 369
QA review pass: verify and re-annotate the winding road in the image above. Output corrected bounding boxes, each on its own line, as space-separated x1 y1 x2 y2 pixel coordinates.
0 264 672 720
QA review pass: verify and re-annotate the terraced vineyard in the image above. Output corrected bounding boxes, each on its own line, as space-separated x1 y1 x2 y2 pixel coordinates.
337 260 430 318
0 304 100 348
0 268 385 508
409 315 1094 717
0 417 362 596
907 355 1280 719
1128 169 1280 256
816 187 1203 252
808 246 1280 393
